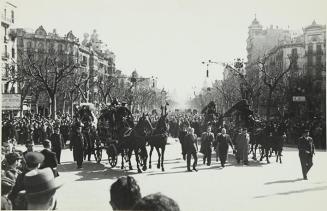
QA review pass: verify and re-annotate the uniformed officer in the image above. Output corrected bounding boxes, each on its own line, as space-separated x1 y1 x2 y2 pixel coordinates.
298 129 315 180
70 122 85 169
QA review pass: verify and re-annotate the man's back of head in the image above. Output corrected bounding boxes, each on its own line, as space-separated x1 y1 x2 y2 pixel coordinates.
110 176 141 210
133 193 180 211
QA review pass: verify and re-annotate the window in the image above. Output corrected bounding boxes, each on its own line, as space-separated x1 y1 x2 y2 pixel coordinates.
5 64 9 77
12 48 15 58
316 55 322 66
307 55 313 66
308 44 313 54
11 10 14 23
4 82 9 94
316 44 322 54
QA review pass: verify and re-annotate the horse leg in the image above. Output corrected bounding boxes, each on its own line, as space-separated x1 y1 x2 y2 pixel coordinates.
142 146 148 171
121 148 125 169
266 148 270 163
135 148 142 173
161 146 165 172
149 146 154 169
128 149 133 170
156 147 161 169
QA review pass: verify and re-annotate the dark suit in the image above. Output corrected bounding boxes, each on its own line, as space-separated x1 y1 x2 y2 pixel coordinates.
298 135 315 179
184 133 197 170
40 149 59 177
70 131 85 168
200 132 214 165
50 133 63 164
217 134 233 167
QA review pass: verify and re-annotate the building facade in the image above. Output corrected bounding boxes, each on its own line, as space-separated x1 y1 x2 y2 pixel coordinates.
1 1 17 94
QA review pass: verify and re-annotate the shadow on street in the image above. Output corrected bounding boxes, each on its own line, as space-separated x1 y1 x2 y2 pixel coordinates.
264 178 303 185
254 185 327 198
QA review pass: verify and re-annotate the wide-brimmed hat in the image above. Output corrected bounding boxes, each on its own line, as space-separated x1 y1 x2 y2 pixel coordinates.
23 168 63 196
25 152 45 165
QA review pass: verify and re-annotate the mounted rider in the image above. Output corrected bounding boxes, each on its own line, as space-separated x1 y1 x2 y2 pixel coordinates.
201 101 219 124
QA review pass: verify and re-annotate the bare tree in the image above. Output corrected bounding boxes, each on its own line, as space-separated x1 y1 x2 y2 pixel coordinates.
17 48 79 119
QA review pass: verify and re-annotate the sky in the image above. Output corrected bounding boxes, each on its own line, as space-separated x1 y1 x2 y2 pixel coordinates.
12 0 327 108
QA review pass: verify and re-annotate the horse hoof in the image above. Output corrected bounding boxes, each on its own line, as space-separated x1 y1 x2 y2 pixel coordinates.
129 166 133 170
162 168 165 172
138 169 142 173
121 166 124 170
149 165 152 169
142 166 147 171
157 164 160 169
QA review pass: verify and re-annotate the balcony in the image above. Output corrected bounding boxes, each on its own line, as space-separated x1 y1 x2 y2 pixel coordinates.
1 15 12 25
1 53 9 60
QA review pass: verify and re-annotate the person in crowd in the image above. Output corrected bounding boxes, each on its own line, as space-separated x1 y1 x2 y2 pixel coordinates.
217 128 234 167
110 176 141 210
22 141 35 159
133 192 180 211
9 152 45 210
235 128 250 165
298 129 315 180
70 122 85 169
50 126 63 164
184 127 198 172
3 152 22 181
200 125 214 166
1 176 15 210
23 167 63 210
40 140 59 177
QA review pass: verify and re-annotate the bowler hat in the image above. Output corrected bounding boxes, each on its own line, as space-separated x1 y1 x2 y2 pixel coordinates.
25 152 45 165
23 168 63 196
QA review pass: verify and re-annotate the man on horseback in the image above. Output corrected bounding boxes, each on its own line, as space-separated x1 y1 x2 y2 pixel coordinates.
201 101 219 124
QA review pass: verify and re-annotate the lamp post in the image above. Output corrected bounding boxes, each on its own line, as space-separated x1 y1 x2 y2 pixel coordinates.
161 88 167 106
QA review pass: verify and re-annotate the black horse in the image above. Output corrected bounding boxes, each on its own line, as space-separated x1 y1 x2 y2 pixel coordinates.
118 114 150 173
147 111 169 172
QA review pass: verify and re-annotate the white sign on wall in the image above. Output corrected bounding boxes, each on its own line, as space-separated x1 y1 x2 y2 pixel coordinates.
2 94 21 110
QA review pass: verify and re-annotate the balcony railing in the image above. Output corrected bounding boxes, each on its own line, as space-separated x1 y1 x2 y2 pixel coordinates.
1 53 9 60
1 15 12 24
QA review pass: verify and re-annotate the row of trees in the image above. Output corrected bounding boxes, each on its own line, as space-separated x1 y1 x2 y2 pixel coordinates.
8 48 166 119
188 53 311 120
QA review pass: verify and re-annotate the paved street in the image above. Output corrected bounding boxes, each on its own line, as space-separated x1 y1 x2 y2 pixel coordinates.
26 138 326 211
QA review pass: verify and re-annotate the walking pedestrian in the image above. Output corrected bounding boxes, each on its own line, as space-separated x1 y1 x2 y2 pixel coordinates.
200 125 214 166
217 128 234 167
235 128 250 165
70 122 85 169
184 127 198 172
298 129 315 180
50 127 63 164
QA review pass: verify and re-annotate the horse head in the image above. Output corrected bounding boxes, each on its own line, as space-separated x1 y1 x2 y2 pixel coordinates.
136 114 153 135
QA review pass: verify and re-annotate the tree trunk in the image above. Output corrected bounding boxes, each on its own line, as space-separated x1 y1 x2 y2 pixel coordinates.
50 94 57 120
266 89 273 120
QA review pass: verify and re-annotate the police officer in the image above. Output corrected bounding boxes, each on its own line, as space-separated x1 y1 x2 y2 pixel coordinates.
298 129 315 180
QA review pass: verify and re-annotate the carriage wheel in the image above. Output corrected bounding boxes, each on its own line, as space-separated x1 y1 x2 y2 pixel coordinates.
107 144 118 167
96 147 102 163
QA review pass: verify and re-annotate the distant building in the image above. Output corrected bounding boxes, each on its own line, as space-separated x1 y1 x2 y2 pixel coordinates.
1 1 17 94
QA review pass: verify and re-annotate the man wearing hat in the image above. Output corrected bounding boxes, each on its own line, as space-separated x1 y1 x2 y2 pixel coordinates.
23 167 63 210
184 127 198 172
298 129 315 180
40 140 59 177
9 152 45 209
50 126 63 164
200 125 215 166
70 121 85 169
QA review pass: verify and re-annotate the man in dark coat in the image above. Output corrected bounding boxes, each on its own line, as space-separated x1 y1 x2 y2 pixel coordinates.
40 139 59 177
298 129 315 180
70 122 85 169
50 127 63 164
200 125 214 166
217 128 234 167
184 127 198 172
